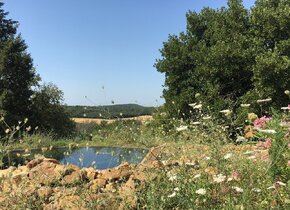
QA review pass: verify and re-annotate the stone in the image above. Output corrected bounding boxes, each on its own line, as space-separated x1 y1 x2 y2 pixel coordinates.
28 161 63 184
61 170 86 185
82 167 98 180
37 186 53 199
90 178 107 191
98 162 132 181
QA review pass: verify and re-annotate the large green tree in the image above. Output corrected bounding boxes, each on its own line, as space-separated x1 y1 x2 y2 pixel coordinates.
31 83 76 137
0 2 37 126
0 2 75 138
156 0 290 123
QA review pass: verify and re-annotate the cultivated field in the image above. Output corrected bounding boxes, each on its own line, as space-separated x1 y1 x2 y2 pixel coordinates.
71 115 153 124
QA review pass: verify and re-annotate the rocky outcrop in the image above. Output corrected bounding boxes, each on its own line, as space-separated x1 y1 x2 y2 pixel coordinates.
0 145 165 209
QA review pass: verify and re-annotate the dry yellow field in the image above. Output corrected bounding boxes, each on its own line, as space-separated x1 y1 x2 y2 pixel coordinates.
71 115 153 124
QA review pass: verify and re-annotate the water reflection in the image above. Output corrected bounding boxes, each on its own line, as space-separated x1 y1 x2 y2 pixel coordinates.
4 147 148 170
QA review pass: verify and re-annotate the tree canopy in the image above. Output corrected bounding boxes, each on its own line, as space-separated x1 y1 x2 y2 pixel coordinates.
156 0 290 124
0 2 75 138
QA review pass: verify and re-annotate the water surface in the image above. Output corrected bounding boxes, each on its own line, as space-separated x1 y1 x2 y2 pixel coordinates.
4 146 148 170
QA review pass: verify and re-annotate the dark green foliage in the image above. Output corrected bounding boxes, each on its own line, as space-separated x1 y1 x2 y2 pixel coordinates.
31 83 76 138
0 2 75 138
0 3 37 128
156 0 290 124
66 104 154 119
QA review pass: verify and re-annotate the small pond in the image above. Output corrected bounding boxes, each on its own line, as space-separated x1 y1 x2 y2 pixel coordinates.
3 146 148 170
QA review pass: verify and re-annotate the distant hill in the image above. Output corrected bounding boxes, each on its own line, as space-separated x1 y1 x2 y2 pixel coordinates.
65 104 155 119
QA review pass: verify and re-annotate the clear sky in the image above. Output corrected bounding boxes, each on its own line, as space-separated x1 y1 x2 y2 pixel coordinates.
3 0 255 106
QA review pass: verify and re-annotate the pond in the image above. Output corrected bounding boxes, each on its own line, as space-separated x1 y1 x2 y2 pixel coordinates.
3 146 148 170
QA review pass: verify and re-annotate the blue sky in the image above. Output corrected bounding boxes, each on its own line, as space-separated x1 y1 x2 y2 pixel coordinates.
3 0 255 106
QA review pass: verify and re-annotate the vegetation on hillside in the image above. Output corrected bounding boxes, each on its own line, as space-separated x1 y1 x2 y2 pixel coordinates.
65 104 154 119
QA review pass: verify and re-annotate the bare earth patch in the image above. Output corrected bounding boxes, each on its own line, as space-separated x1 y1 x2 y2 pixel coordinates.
71 115 152 124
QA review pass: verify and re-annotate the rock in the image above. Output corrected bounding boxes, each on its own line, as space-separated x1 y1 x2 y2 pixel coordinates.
27 158 43 169
59 195 86 210
37 186 53 199
82 167 98 180
90 178 107 191
98 162 132 181
28 161 63 184
27 158 59 169
61 170 86 185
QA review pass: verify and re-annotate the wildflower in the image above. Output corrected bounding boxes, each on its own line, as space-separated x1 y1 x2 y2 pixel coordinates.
247 155 256 160
191 121 201 125
176 125 188 132
195 188 206 195
279 122 290 127
276 181 286 186
267 185 275 190
288 160 290 166
5 129 10 134
240 104 251 108
35 126 39 130
193 104 202 109
202 116 211 120
174 187 180 191
168 175 177 182
232 171 241 181
256 129 277 134
253 116 271 129
22 153 31 157
257 98 272 103
188 103 197 108
252 188 261 193
18 121 22 124
195 93 201 98
227 177 233 182
0 116 4 121
24 118 28 123
41 147 47 152
264 138 271 148
224 153 233 159
168 192 176 198
220 109 232 116
236 136 246 143
213 174 226 183
281 107 289 110
232 186 243 193
285 90 290 95
193 174 201 179
243 151 254 155
16 126 20 130
248 113 258 122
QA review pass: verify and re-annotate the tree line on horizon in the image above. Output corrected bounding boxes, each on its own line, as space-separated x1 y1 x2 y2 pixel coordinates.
65 104 154 119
